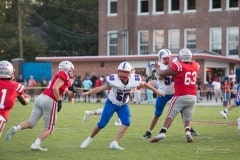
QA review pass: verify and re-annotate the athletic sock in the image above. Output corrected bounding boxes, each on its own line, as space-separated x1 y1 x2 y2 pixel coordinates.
160 127 167 133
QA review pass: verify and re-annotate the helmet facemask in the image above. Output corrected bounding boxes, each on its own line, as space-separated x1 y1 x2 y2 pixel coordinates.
117 62 132 82
118 70 131 81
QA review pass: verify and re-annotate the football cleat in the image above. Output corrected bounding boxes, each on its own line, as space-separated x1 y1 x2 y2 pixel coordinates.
109 141 125 150
142 131 152 138
83 111 90 122
186 131 193 143
5 127 16 141
220 111 227 119
114 118 122 126
190 128 199 137
31 143 48 151
80 137 93 148
150 133 165 143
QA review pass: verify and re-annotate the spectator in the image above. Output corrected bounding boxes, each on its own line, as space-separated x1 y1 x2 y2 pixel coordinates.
82 75 93 102
133 86 142 104
206 80 213 101
73 75 82 101
17 74 25 85
212 77 222 103
40 76 47 92
90 72 97 88
28 75 37 101
222 79 231 105
196 75 203 103
228 69 236 84
146 76 154 104
95 75 103 102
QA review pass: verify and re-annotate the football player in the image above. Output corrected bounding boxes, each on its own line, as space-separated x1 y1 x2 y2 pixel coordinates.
0 60 30 139
80 61 165 150
151 48 199 143
142 49 198 138
5 60 75 151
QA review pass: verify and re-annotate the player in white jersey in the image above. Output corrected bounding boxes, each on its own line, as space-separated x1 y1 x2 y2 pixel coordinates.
142 49 175 138
80 62 165 150
142 49 198 138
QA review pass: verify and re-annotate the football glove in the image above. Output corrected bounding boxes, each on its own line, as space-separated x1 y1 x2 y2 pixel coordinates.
68 86 76 93
57 100 62 112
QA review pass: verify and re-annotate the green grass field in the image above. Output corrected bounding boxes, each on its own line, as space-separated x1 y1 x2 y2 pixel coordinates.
1 101 240 160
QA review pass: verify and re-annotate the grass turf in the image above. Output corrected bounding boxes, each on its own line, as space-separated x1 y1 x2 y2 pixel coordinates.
1 101 240 160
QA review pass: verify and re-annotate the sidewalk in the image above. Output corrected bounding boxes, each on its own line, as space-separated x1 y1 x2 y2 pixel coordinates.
196 98 227 107
71 96 228 107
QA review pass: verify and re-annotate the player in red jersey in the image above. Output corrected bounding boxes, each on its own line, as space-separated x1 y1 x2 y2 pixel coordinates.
151 48 200 143
5 61 75 151
0 61 30 139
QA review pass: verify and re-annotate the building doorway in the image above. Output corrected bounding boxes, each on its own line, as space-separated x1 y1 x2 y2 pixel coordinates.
206 68 226 82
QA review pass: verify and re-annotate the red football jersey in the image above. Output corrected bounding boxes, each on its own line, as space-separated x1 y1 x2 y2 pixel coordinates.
170 61 199 96
0 80 25 121
43 70 72 101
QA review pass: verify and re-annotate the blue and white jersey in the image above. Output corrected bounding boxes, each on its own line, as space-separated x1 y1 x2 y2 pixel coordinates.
106 74 142 106
156 62 174 95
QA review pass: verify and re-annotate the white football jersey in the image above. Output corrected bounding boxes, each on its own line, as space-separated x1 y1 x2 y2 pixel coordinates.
106 74 142 105
156 62 174 95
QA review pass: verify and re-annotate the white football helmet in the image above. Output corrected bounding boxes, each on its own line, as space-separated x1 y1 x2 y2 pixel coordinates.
0 60 15 79
158 49 172 60
179 48 192 62
118 62 132 81
117 62 132 72
58 61 74 78
158 49 172 65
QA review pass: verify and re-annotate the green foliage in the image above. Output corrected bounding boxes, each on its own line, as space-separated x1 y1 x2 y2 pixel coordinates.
1 101 240 160
31 0 98 56
0 0 98 61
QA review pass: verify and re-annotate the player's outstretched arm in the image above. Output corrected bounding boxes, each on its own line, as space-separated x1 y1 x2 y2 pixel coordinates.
140 82 165 96
17 93 31 105
82 84 109 96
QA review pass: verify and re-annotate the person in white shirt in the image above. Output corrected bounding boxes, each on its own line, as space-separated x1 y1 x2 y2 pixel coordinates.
228 69 236 84
212 77 222 103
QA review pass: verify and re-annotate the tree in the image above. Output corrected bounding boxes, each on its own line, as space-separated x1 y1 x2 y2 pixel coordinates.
30 0 98 56
0 0 47 61
0 0 98 61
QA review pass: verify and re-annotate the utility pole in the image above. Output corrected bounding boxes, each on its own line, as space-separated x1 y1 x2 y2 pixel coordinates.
18 0 23 59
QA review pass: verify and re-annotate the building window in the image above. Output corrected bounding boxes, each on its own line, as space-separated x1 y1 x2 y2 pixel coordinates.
227 27 239 56
185 29 196 49
168 29 180 49
108 32 118 56
153 0 164 14
138 31 149 55
184 0 196 12
153 30 164 53
138 0 149 15
226 0 239 10
108 0 118 16
169 0 180 13
210 28 222 54
209 0 222 11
